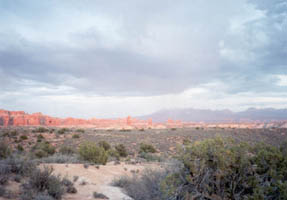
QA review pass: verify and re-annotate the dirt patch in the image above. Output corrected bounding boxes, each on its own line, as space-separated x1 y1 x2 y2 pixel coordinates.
46 162 158 200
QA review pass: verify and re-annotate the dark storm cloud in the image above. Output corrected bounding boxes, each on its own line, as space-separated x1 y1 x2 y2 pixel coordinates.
0 0 286 97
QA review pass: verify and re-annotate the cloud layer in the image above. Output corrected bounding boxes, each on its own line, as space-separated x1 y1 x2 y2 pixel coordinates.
0 0 286 118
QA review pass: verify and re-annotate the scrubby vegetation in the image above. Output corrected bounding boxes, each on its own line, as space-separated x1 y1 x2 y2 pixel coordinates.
116 137 287 200
139 143 157 153
32 142 56 158
115 144 128 157
98 140 111 151
32 127 50 133
78 142 108 164
0 142 11 159
0 155 76 200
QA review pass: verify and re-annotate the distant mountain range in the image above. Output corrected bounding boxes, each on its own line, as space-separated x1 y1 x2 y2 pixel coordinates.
139 108 287 122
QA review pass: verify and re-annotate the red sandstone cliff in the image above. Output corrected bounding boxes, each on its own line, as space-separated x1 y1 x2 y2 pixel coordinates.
0 109 157 128
1 109 285 129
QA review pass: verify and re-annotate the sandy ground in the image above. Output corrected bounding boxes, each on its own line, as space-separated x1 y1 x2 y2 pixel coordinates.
48 162 158 200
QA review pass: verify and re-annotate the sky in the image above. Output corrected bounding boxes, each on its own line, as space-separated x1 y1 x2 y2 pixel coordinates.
0 0 286 118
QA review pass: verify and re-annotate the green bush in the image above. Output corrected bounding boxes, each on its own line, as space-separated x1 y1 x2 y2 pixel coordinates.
57 128 69 135
139 143 156 153
32 142 56 158
115 144 128 157
17 144 24 152
161 137 287 200
32 127 49 133
72 134 80 139
78 142 108 164
0 142 11 159
98 141 111 151
20 135 28 140
107 149 120 160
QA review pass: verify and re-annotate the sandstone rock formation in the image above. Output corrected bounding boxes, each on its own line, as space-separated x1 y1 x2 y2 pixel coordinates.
1 109 286 129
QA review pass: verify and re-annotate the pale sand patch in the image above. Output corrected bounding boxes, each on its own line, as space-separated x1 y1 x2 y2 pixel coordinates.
45 162 158 200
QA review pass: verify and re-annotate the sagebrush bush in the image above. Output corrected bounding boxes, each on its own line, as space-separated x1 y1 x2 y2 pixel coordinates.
57 128 69 135
98 141 111 151
139 143 156 153
115 144 128 157
112 169 167 200
161 137 287 200
32 142 56 158
72 134 80 139
114 138 287 200
107 149 120 160
59 146 75 155
27 166 64 200
0 142 11 159
33 127 50 133
78 142 108 164
20 135 28 140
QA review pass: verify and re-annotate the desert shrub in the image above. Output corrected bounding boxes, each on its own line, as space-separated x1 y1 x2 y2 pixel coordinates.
57 128 69 135
98 141 111 151
78 142 108 164
59 146 75 155
0 142 11 159
33 127 49 133
35 150 48 158
72 134 80 139
107 149 120 160
139 143 156 153
27 166 64 200
93 192 108 199
33 142 56 158
17 144 24 152
112 176 130 188
38 154 80 164
20 135 28 140
3 157 36 176
76 129 85 133
120 129 131 132
138 152 163 162
161 137 287 200
115 144 128 157
112 169 167 200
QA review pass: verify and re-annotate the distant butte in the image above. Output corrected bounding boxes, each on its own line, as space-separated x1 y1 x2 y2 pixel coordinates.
0 109 287 129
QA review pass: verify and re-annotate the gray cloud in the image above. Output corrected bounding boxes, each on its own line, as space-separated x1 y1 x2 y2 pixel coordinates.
0 0 286 104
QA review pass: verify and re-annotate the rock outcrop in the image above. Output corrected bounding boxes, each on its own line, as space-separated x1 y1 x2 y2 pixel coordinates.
0 109 153 128
1 109 287 129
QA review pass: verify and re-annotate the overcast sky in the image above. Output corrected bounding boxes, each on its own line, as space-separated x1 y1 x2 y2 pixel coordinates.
0 0 286 118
